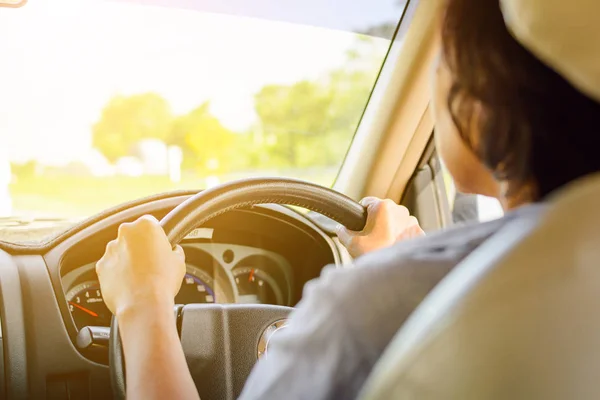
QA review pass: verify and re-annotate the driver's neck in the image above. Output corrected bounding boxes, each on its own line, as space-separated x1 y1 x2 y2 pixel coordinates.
499 182 537 211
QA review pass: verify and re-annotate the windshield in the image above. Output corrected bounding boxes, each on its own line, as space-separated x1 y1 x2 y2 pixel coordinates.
0 0 407 242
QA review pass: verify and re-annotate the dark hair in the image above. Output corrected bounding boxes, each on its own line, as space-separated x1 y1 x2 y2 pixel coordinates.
441 0 600 200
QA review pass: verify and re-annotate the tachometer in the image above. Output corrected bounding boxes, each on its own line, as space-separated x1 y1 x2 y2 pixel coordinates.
66 281 111 330
233 267 283 305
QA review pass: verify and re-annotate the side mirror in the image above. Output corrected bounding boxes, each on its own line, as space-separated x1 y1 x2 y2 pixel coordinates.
0 0 26 7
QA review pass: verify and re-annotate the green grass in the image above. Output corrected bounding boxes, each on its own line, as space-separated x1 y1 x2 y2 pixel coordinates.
10 170 337 219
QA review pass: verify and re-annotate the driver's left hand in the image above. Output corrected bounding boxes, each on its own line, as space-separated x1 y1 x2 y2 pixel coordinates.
96 215 186 318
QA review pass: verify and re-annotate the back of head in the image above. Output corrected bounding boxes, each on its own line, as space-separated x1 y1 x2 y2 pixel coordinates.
441 0 600 200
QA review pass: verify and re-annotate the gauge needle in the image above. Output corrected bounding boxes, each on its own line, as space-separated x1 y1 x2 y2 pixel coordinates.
69 302 98 317
249 269 255 282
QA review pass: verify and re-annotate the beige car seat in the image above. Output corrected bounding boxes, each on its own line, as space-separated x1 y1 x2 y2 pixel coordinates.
359 174 600 399
358 1 600 398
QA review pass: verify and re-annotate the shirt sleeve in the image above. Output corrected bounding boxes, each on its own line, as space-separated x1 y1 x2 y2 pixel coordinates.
238 265 371 400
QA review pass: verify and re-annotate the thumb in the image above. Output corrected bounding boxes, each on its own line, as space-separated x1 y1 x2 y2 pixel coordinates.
173 244 186 262
360 197 380 208
336 224 354 249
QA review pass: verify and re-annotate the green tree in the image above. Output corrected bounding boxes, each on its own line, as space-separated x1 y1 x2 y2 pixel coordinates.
255 81 332 167
254 37 384 169
92 93 173 162
170 103 243 173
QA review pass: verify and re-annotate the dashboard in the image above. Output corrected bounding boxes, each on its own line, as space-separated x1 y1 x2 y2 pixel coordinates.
62 242 294 330
0 191 346 399
53 198 341 339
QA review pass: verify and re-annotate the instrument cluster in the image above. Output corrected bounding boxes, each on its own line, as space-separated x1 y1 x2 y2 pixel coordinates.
62 243 293 330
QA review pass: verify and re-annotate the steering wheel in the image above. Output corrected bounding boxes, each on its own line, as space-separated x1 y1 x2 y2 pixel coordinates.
109 177 367 400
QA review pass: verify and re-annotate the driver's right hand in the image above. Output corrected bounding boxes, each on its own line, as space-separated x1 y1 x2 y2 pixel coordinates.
96 215 186 318
336 197 424 258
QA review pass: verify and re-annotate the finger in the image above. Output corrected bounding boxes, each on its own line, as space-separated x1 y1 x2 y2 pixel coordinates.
135 215 163 234
97 240 117 273
410 224 426 236
335 224 355 249
369 199 404 222
95 259 104 276
398 205 411 218
407 216 420 227
136 214 160 228
173 245 186 262
383 201 408 219
117 222 134 239
397 224 425 240
364 199 400 231
138 214 159 223
360 197 380 209
132 215 169 245
104 239 118 255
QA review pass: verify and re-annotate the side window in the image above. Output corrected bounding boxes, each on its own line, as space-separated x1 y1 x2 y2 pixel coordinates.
442 165 504 224
401 149 504 233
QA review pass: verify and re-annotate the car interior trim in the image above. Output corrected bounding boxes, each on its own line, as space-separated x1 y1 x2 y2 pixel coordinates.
335 0 440 200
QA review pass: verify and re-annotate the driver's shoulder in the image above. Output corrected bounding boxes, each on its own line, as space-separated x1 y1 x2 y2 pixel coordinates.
355 201 546 271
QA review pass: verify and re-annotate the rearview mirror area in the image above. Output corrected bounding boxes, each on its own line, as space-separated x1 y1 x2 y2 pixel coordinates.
0 0 26 8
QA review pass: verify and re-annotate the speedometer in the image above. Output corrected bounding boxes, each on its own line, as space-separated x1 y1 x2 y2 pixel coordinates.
67 264 216 330
175 265 216 305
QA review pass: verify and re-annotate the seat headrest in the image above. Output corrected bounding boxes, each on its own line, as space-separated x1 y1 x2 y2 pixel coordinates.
501 0 600 102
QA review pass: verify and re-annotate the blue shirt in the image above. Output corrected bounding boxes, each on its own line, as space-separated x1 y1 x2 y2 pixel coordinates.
239 205 542 400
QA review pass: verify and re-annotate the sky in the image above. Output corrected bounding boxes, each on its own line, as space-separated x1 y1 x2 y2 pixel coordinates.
0 0 392 164
117 0 405 38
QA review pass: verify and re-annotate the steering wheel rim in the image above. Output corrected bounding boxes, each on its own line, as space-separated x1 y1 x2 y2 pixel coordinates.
110 177 367 399
161 177 367 244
